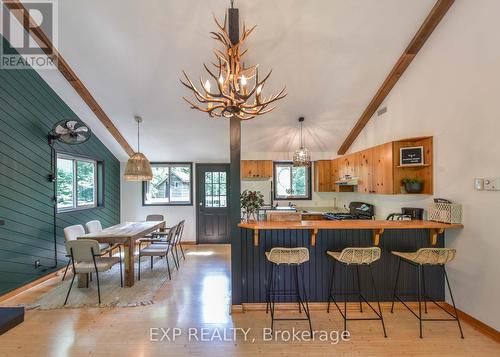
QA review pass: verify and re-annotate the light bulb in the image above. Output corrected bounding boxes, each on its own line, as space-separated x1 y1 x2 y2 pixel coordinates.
256 85 262 96
240 75 247 86
204 80 211 92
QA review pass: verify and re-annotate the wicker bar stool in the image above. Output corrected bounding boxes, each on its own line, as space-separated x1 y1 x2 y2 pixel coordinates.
390 248 464 338
265 247 312 335
327 247 387 337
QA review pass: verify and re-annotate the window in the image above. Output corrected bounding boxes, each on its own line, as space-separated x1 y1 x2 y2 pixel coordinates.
273 161 311 200
57 154 97 211
143 163 193 205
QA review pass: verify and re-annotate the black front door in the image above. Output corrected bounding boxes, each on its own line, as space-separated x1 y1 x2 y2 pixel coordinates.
196 164 231 244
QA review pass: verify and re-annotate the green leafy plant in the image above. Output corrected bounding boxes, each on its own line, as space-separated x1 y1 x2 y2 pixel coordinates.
401 177 424 184
240 190 264 221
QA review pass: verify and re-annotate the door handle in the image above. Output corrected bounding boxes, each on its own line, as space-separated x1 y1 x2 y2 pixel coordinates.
199 202 203 207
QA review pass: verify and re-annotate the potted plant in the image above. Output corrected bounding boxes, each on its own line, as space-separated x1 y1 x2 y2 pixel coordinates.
240 190 264 222
402 177 424 194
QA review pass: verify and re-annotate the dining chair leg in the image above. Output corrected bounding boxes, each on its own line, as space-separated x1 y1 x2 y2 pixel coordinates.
180 244 185 260
150 256 153 270
171 247 179 270
95 268 101 304
174 245 180 265
64 273 76 306
165 251 172 280
62 259 71 281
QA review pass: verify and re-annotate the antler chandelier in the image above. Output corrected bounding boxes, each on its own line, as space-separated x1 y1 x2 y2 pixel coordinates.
180 1 286 120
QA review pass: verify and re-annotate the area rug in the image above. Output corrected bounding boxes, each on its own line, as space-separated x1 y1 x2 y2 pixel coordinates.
25 254 178 310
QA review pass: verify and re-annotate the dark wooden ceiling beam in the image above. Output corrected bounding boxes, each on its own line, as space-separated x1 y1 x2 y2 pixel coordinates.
2 0 135 157
337 0 454 155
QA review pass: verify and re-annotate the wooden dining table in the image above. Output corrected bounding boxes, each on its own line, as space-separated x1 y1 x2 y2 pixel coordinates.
77 221 165 287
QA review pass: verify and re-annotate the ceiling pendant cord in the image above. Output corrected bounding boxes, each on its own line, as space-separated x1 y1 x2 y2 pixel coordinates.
230 0 234 9
299 117 304 149
134 115 142 153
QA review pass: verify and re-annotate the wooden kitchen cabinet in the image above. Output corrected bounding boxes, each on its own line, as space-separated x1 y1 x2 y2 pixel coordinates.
241 160 273 179
314 160 334 192
338 153 359 179
357 149 374 193
372 142 394 194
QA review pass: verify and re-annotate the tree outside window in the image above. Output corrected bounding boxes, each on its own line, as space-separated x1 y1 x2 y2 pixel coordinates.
57 155 97 211
273 162 311 200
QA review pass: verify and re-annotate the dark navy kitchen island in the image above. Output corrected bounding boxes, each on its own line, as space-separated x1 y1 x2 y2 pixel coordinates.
232 220 463 308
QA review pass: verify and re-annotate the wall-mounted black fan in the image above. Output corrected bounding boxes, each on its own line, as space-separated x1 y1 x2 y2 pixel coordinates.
47 119 92 269
48 120 92 145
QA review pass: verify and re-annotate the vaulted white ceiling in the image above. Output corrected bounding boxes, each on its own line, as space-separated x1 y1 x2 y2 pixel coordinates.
32 0 437 161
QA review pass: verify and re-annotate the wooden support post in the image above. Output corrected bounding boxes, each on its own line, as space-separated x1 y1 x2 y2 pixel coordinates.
310 229 319 246
430 228 445 245
372 228 385 246
253 229 259 246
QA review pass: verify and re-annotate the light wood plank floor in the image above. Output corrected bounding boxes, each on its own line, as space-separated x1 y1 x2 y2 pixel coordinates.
0 245 498 356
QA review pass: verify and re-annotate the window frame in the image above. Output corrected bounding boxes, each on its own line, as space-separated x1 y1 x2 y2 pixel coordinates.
56 153 98 213
272 161 312 201
142 162 194 206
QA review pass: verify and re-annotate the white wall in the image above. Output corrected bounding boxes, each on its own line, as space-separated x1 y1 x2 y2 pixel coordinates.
120 163 197 242
342 0 500 330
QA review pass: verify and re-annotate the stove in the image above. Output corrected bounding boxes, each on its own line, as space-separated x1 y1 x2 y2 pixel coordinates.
325 202 375 220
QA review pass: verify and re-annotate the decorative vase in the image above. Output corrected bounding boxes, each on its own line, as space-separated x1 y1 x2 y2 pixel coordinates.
404 182 424 194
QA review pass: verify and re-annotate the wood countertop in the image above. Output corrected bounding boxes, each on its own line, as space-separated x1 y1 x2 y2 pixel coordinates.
238 220 463 247
238 220 463 230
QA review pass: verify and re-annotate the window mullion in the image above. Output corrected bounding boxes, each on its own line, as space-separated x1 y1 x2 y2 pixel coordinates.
73 159 77 209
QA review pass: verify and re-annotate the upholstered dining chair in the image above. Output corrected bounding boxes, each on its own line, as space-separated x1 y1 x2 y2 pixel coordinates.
62 224 85 281
64 239 122 305
85 220 112 253
138 224 177 281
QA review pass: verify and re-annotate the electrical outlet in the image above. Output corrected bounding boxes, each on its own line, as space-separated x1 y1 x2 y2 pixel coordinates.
34 260 41 268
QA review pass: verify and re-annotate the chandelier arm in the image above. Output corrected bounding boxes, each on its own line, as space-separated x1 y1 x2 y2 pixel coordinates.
210 31 230 48
181 74 214 103
213 13 228 34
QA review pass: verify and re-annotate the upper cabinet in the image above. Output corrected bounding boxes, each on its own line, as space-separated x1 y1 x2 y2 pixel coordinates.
241 160 273 179
313 136 433 195
357 149 374 194
314 160 334 192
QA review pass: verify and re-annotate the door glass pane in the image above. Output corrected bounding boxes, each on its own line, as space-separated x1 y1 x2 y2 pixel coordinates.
57 158 74 209
205 172 212 184
76 161 95 206
213 172 220 184
204 171 228 208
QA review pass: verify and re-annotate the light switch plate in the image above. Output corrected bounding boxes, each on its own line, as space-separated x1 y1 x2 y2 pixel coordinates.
474 178 484 190
484 177 500 191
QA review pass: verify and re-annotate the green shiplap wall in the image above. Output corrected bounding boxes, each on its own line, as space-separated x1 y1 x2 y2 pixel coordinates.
0 36 120 296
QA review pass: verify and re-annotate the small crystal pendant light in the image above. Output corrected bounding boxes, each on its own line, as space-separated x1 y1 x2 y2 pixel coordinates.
292 117 311 167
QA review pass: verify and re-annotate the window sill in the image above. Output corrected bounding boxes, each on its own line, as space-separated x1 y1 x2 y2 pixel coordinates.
57 205 102 214
142 203 193 207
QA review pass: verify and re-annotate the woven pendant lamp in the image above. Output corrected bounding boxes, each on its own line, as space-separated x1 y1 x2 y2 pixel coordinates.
124 116 153 181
